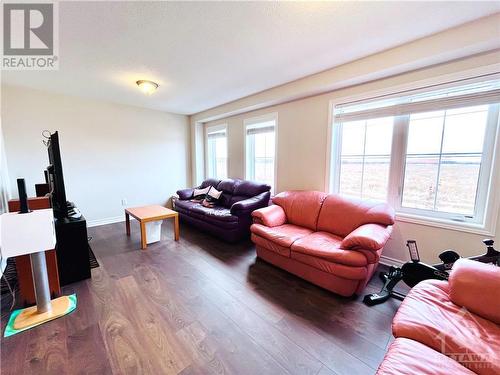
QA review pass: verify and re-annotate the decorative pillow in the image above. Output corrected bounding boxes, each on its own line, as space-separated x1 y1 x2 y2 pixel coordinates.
202 187 222 207
191 186 210 202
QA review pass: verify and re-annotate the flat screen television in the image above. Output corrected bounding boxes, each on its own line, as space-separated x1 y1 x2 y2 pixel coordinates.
46 131 68 219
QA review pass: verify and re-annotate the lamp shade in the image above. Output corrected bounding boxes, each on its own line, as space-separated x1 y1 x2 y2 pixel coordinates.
0 209 55 258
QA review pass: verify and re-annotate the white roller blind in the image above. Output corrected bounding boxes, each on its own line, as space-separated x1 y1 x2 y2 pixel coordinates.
335 79 500 123
207 130 226 139
247 125 274 135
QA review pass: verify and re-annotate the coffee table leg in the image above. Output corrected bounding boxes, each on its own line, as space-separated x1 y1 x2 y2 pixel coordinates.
125 213 130 236
140 221 147 249
174 215 179 241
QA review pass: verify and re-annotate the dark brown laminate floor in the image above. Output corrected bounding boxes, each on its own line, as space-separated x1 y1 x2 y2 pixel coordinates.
1 221 405 375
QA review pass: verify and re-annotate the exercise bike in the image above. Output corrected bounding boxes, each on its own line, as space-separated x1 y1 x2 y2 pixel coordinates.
363 239 499 306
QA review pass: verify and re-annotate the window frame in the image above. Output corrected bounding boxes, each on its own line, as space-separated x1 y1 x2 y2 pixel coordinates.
204 123 228 180
327 81 500 236
244 113 278 192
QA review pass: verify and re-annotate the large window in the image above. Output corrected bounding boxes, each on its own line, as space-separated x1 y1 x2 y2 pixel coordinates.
206 125 227 179
245 114 276 190
330 80 500 231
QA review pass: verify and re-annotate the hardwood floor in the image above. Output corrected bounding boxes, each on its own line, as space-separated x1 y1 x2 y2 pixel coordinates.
1 220 404 375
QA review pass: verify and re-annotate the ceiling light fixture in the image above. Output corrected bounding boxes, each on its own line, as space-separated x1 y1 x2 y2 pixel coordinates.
136 80 159 95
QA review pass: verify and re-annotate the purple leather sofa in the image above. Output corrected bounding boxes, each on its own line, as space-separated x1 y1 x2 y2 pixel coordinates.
174 178 271 242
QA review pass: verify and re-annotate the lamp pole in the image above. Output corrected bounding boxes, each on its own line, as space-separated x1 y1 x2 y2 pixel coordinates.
30 252 52 313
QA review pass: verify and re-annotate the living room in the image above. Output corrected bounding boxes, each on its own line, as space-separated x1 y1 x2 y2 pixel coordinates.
0 2 499 374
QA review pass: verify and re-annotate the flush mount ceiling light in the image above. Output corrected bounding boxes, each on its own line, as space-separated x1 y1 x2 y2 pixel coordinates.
136 80 159 95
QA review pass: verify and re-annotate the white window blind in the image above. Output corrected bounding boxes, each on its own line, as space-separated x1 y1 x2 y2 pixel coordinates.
207 130 226 139
335 80 500 123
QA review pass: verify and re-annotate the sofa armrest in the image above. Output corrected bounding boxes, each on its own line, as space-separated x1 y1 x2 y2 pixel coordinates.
177 188 194 200
230 192 271 215
251 205 286 227
341 223 392 251
449 258 500 324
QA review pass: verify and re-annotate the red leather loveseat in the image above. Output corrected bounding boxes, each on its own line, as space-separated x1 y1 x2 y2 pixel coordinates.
377 259 500 375
250 191 395 296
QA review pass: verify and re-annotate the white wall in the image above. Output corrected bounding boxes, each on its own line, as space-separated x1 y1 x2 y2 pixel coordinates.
0 115 11 214
193 52 500 264
1 86 190 225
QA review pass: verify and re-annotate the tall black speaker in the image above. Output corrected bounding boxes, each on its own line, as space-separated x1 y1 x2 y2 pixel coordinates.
55 215 91 286
16 178 30 214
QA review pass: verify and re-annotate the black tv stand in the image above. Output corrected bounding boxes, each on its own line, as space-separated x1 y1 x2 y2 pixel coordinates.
54 205 91 286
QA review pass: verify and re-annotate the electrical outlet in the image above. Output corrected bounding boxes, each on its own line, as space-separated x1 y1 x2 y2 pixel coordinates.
121 198 128 206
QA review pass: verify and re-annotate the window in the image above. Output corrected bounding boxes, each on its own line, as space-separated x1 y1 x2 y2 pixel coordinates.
330 79 500 231
206 125 227 179
245 114 276 190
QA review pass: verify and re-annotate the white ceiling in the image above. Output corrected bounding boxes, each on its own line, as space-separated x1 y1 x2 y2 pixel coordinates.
3 2 500 115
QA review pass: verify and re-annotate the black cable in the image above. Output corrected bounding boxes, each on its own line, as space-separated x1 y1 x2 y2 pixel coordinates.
0 255 16 311
42 130 51 146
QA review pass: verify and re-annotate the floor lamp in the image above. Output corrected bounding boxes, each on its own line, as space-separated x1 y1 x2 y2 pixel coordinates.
0 179 76 337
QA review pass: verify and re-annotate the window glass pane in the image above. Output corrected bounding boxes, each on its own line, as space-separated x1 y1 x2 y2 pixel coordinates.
402 105 489 216
215 137 227 179
339 156 362 198
341 121 365 155
402 156 439 210
337 118 393 201
407 112 443 154
362 156 391 201
442 106 488 153
436 155 481 215
365 117 393 155
207 129 227 179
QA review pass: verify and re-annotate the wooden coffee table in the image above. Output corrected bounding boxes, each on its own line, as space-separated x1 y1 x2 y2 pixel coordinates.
125 205 179 249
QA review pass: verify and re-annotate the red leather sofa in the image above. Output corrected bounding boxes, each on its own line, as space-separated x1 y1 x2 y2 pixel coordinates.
250 191 395 296
377 259 500 375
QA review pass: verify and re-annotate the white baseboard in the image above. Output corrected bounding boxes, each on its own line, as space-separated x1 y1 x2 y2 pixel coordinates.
87 215 125 228
379 255 405 267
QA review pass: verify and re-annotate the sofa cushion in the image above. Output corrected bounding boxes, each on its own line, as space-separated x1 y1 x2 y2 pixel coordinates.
177 188 194 200
341 223 392 252
272 191 327 231
376 338 475 375
216 179 239 207
291 232 368 267
200 178 221 189
252 205 287 227
290 251 368 280
250 223 313 248
176 200 239 226
317 194 395 237
174 199 199 212
190 205 238 223
233 179 271 197
449 259 500 324
392 280 500 375
231 192 271 215
251 233 291 257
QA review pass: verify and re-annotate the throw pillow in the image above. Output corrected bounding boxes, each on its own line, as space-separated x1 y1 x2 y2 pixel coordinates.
191 186 210 202
202 187 222 207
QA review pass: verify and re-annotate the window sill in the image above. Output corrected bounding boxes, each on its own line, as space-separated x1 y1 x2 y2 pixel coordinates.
395 212 495 236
